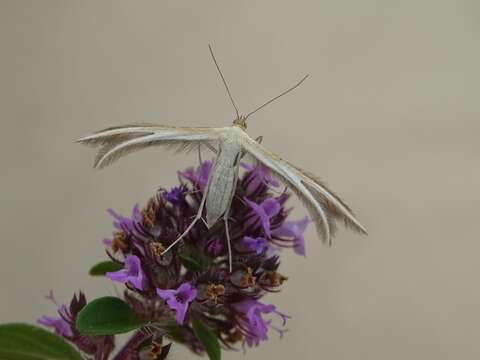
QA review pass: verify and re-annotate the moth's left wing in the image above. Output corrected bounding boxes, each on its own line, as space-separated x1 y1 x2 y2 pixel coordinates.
77 124 222 169
241 134 367 244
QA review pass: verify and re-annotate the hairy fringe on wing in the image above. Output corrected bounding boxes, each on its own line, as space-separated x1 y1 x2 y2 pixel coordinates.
96 138 213 169
76 125 219 169
293 166 367 235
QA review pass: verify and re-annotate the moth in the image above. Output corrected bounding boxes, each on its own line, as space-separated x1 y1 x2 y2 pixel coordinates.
77 46 367 272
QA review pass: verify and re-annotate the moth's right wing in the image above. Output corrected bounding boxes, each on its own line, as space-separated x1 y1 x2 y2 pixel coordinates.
77 124 222 168
241 133 367 245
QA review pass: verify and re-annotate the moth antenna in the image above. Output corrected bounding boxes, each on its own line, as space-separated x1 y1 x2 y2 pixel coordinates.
208 44 240 119
245 74 309 119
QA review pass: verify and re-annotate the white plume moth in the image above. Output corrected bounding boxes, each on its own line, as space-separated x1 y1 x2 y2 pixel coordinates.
77 45 367 272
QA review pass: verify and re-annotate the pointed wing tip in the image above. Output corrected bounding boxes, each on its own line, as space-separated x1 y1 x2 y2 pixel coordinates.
357 223 368 236
349 217 368 236
75 135 94 145
93 160 107 170
318 228 332 246
319 235 333 247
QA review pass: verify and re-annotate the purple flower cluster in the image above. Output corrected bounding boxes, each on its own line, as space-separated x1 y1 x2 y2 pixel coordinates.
38 291 114 359
40 160 309 357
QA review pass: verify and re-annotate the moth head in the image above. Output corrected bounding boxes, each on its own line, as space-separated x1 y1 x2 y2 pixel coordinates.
233 115 247 130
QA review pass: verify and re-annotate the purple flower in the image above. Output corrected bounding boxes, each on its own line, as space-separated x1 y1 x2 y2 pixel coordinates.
163 187 184 205
38 307 73 338
273 217 309 256
37 291 73 337
265 243 281 258
102 238 113 247
234 299 289 347
108 204 142 233
157 283 197 325
206 237 223 256
242 236 266 255
103 204 143 248
103 204 142 247
178 161 212 190
39 291 115 358
107 255 146 290
244 197 281 238
241 162 280 194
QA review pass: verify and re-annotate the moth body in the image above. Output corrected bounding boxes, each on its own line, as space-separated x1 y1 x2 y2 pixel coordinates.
205 130 242 227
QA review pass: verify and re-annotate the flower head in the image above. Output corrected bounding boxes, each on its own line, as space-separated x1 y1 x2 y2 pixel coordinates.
244 197 281 238
206 237 223 256
103 205 144 253
157 283 197 325
273 216 309 256
37 291 73 338
38 308 73 338
234 299 289 347
106 255 145 290
241 162 280 195
108 204 142 233
162 186 184 205
38 292 114 357
242 236 266 255
79 160 308 356
178 161 212 190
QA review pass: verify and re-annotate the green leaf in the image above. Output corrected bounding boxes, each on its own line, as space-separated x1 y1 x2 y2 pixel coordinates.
76 296 146 335
164 323 186 344
89 261 123 276
192 318 221 360
179 246 212 271
179 253 203 271
0 323 83 360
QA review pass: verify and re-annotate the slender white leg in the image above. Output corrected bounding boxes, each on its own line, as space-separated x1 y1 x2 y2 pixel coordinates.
185 189 201 195
162 187 208 255
223 161 240 273
198 145 203 165
234 195 246 204
223 213 233 273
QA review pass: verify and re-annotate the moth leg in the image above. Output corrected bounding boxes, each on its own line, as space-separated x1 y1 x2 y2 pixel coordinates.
234 195 246 205
187 207 208 227
223 213 233 273
185 189 201 195
197 145 203 165
162 186 208 255
264 185 285 195
223 160 240 273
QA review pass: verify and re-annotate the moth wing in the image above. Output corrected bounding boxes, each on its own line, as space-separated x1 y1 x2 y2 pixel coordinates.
286 161 368 235
77 124 222 169
241 135 367 244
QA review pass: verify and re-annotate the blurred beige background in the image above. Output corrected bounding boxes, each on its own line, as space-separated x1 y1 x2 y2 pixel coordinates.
1 0 479 359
